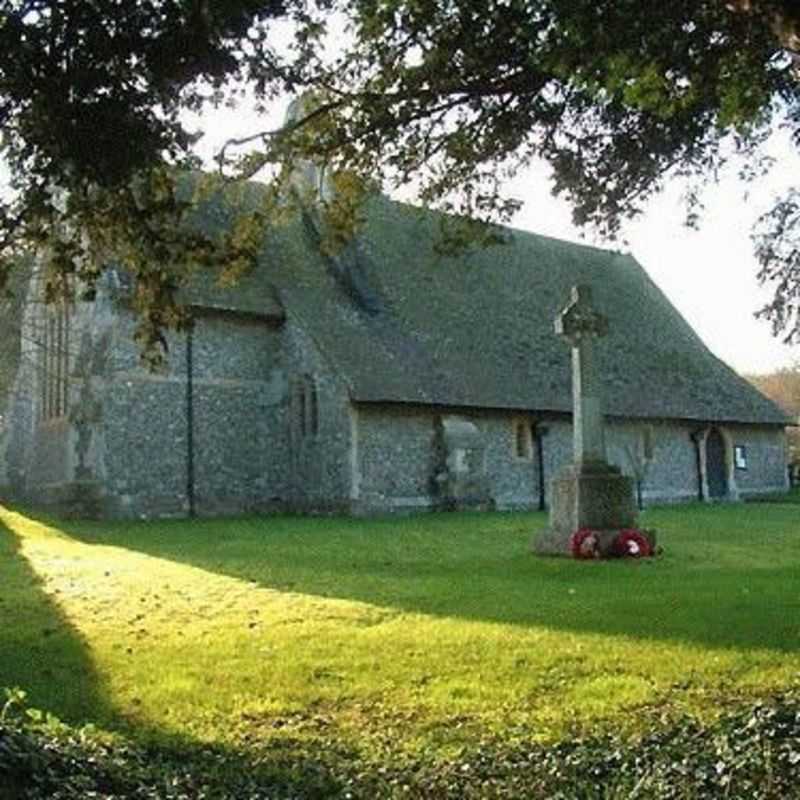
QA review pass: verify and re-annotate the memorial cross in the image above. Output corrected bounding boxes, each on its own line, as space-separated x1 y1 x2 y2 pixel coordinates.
554 285 610 470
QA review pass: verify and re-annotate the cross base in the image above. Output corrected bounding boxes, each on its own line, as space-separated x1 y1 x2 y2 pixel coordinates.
532 464 639 557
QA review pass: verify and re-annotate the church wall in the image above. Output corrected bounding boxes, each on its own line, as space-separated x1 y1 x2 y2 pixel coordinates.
103 375 190 516
3 270 93 506
351 405 438 513
487 417 572 511
283 319 354 512
17 297 357 519
1 335 38 497
351 407 711 513
102 316 189 516
605 419 701 505
483 416 538 510
603 420 788 503
191 313 288 515
28 420 72 486
102 309 290 518
351 406 789 514
351 406 575 513
5 274 789 518
726 424 788 497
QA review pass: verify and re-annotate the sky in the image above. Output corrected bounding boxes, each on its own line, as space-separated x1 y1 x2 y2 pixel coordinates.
193 95 800 377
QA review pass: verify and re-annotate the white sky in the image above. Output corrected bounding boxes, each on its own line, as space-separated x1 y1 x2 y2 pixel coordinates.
193 95 800 377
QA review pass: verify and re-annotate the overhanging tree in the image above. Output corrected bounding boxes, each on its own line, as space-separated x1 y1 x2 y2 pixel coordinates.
0 0 309 358
2 0 800 360
269 0 800 328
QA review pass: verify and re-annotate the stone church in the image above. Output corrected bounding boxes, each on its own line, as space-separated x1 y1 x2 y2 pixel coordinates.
0 167 790 518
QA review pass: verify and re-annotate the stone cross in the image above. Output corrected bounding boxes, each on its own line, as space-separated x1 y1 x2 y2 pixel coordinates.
555 285 609 470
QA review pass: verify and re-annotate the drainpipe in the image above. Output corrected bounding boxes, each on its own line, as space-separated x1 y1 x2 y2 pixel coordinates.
690 429 704 502
186 323 196 518
535 424 549 511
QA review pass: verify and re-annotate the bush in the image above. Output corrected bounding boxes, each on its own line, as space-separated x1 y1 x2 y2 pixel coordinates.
2 687 800 799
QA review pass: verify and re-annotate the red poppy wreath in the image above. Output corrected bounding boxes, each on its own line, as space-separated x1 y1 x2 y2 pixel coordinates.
570 527 600 559
613 528 652 558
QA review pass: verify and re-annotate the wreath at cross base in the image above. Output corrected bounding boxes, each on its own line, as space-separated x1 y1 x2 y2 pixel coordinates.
570 527 600 559
570 527 653 559
613 529 653 559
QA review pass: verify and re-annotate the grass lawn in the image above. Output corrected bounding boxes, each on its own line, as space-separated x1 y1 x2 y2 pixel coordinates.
2 500 800 768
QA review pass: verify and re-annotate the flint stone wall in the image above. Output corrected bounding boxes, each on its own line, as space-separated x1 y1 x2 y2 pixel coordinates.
3 272 789 518
350 405 788 513
98 307 355 519
102 310 289 518
726 424 789 498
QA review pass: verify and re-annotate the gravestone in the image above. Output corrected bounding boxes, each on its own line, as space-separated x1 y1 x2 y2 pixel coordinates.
533 285 638 556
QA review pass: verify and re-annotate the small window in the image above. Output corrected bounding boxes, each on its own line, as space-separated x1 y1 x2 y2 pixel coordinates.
513 419 532 460
734 445 748 470
294 374 319 439
642 425 654 461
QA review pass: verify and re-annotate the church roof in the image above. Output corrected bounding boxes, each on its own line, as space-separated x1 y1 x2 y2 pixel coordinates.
190 189 789 426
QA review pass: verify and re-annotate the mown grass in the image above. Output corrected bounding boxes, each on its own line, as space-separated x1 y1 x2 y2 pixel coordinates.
1 501 799 767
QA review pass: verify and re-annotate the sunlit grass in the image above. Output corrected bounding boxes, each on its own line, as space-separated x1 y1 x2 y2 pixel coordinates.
1 502 799 761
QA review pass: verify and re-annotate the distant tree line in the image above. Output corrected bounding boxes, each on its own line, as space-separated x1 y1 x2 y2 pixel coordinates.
745 367 800 465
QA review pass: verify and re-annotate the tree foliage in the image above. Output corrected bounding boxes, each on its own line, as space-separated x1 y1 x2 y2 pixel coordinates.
0 0 309 360
296 1 793 230
3 1 800 359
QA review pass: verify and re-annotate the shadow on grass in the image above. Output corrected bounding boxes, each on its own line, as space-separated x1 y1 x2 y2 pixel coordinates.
0 515 115 725
14 505 800 654
0 509 367 798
